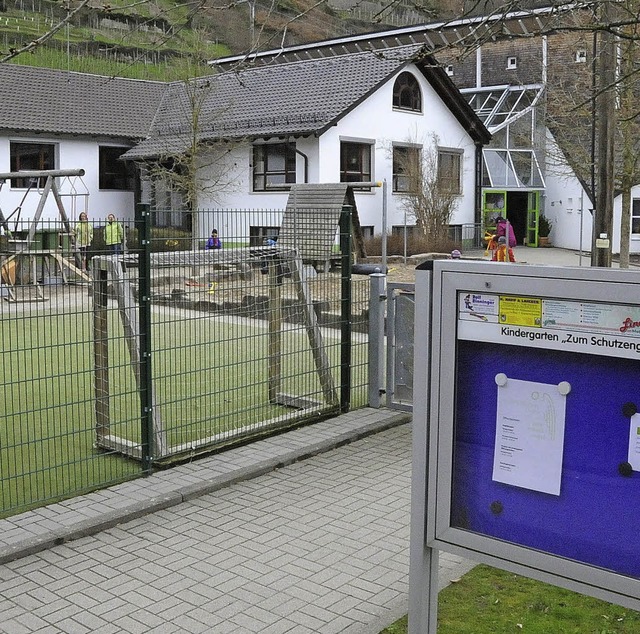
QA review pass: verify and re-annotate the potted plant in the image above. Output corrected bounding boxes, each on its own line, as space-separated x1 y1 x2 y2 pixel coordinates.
538 214 552 246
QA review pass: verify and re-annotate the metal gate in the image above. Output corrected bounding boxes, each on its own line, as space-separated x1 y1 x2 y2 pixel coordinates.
386 282 415 410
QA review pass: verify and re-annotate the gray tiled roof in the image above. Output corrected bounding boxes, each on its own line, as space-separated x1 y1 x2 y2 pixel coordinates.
0 45 489 160
0 64 165 139
124 44 490 160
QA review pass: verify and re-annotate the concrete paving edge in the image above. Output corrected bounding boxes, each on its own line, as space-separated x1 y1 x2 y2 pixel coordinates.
0 409 411 566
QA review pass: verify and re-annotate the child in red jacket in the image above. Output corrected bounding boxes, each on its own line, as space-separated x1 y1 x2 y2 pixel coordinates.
493 236 516 262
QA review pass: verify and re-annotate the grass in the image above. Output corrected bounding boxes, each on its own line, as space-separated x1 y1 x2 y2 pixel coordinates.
0 298 366 516
2 2 230 80
381 564 640 634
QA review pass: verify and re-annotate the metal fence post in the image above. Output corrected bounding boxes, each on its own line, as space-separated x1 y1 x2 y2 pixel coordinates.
368 272 386 408
339 206 352 413
136 203 154 472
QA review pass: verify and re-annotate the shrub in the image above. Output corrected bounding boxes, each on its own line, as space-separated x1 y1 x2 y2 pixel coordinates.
364 233 461 257
538 214 552 237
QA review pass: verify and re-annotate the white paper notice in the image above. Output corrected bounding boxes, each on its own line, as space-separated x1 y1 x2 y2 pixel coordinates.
628 414 640 471
492 376 569 496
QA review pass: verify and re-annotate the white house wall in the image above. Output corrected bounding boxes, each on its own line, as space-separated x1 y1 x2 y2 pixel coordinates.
318 64 478 233
542 129 593 253
613 184 640 256
0 136 135 230
195 63 479 240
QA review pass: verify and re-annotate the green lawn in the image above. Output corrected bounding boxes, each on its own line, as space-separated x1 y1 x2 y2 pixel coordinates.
0 303 366 515
382 564 640 634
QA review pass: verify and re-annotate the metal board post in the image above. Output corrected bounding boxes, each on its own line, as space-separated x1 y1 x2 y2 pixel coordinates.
408 261 438 634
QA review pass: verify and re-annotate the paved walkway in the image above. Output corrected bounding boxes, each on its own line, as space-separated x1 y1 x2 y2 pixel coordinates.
0 409 475 634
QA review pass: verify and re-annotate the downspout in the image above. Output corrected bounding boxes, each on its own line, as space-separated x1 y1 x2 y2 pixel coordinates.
475 45 484 243
475 143 483 232
294 146 309 183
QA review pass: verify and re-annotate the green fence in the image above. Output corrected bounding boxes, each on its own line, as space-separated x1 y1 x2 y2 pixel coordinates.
0 206 370 516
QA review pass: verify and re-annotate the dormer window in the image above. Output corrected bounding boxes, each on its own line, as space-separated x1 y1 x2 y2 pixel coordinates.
507 56 518 70
392 72 422 112
575 50 587 63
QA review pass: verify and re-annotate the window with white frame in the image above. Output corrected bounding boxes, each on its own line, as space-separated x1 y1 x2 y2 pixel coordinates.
10 142 56 188
445 65 454 77
507 56 518 70
575 50 587 63
437 148 463 194
392 72 422 112
253 143 296 191
632 199 640 234
99 146 135 190
392 145 420 193
340 141 372 183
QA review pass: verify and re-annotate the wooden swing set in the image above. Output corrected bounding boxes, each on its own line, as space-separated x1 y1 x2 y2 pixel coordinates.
0 168 91 301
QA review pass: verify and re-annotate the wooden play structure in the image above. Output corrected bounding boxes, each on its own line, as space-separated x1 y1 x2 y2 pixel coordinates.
279 183 367 271
0 168 90 301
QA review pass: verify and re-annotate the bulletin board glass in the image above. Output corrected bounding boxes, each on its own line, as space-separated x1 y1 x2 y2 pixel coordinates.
426 263 640 609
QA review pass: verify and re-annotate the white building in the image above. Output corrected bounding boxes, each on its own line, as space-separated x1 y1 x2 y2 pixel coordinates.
0 46 490 245
123 45 490 242
0 65 166 230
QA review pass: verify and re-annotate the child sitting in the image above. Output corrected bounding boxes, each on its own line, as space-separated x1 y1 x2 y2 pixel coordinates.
493 236 516 262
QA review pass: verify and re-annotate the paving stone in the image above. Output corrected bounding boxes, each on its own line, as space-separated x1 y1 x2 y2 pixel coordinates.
0 410 478 633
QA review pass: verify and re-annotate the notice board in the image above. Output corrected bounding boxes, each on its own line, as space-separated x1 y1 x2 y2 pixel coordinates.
411 261 640 627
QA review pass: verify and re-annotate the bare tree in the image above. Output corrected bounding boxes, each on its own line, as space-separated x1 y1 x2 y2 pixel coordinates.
392 133 460 247
137 31 246 247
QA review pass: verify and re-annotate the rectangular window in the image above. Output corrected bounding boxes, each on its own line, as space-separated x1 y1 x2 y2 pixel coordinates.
249 225 280 247
392 224 418 237
340 142 371 183
393 146 420 193
632 199 640 235
99 146 135 190
10 142 56 188
438 149 462 194
360 225 374 240
253 144 296 191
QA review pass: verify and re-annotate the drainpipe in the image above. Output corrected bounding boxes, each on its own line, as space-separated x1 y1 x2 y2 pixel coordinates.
475 143 483 235
294 146 309 183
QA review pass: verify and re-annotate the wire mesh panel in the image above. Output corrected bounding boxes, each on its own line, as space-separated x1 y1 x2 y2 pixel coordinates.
0 219 144 517
386 283 415 410
0 206 371 515
94 208 369 463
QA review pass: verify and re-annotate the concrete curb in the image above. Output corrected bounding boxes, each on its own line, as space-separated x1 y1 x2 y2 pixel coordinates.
0 409 411 565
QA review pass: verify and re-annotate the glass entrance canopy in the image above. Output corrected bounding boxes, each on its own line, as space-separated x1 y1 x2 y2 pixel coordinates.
461 84 546 189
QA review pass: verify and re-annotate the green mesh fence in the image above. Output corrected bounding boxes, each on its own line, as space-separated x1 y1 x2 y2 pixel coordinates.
0 206 370 516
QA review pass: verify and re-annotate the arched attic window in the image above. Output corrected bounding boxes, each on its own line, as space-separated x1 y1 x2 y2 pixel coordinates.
392 72 422 112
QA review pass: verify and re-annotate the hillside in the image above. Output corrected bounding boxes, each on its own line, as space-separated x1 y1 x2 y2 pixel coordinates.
0 0 446 79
